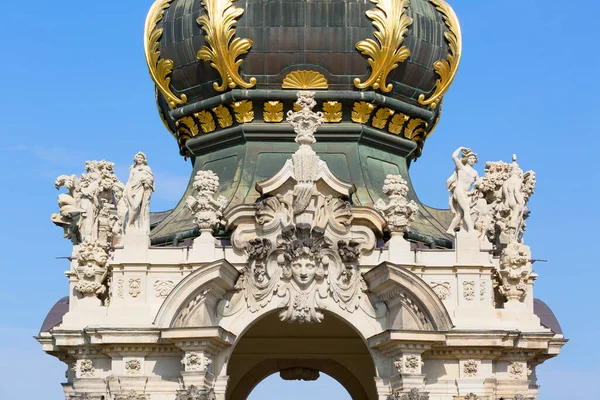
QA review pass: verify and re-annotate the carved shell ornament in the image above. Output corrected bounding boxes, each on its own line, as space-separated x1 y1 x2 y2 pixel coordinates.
282 71 329 90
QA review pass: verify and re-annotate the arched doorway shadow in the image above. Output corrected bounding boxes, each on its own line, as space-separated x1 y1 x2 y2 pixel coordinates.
226 310 377 400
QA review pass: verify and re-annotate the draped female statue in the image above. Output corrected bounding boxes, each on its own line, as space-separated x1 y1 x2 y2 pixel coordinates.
124 152 154 231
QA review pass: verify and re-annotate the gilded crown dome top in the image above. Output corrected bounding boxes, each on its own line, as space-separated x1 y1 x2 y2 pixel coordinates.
146 0 461 158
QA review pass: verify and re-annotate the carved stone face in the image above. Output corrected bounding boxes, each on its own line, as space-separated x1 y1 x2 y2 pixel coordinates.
291 255 317 290
467 155 477 166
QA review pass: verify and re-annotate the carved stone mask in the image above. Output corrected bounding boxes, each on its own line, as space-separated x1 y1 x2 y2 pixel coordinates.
291 255 317 290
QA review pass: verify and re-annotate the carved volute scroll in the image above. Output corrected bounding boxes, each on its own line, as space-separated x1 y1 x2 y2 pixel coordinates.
221 91 386 323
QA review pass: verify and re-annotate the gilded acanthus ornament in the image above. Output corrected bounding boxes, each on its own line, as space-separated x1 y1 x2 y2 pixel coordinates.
446 147 478 234
388 113 410 134
322 101 342 123
196 111 216 133
372 107 395 129
145 0 187 109
355 0 413 92
196 0 256 91
375 174 418 234
351 101 376 124
212 104 233 128
186 170 228 232
231 100 254 123
263 101 284 122
419 0 462 109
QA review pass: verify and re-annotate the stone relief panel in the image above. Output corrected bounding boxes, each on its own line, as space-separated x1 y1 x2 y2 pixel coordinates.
129 278 141 298
430 282 451 301
114 391 148 400
176 386 215 400
154 280 175 299
394 354 423 375
181 352 212 372
463 359 478 377
463 281 475 301
78 359 95 378
125 359 141 375
389 388 429 400
509 361 526 380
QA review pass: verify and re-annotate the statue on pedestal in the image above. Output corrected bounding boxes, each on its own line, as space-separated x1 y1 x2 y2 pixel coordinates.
446 147 478 234
124 152 154 231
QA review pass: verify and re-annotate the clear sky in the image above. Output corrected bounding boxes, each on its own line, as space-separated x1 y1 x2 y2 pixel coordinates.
0 1 598 399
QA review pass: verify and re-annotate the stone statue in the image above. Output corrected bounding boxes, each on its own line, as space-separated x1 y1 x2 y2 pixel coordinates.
446 147 479 234
124 152 154 231
375 174 418 234
185 170 228 233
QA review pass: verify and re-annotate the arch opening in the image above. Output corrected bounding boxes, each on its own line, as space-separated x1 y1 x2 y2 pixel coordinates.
226 310 377 400
247 371 351 400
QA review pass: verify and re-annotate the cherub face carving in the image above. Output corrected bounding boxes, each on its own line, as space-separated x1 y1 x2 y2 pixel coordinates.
291 255 317 290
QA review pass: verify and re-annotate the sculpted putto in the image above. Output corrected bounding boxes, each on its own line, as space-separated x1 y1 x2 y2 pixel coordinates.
446 147 478 234
124 152 154 231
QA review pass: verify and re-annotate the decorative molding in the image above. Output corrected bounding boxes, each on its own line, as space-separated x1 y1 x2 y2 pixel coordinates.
355 0 413 92
419 0 462 109
463 359 478 377
125 359 142 375
212 104 233 128
181 352 212 372
322 101 342 123
351 101 376 123
388 113 410 134
429 282 451 301
196 0 256 91
263 101 284 122
480 281 486 302
144 0 187 109
282 70 328 89
463 281 475 301
231 100 254 123
372 107 395 129
195 111 216 133
129 278 142 298
117 278 124 298
154 280 175 299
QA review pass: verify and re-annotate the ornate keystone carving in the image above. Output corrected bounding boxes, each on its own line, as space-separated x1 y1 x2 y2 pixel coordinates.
446 147 479 234
181 352 212 372
463 359 478 377
375 174 418 234
75 241 109 298
186 170 228 233
495 242 531 302
221 91 384 324
52 160 122 245
176 386 215 400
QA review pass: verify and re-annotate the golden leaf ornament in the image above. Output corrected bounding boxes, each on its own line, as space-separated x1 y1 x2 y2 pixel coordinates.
145 0 187 109
197 0 256 91
354 0 413 92
323 101 342 123
212 104 233 128
195 111 216 133
263 101 284 122
231 100 254 123
351 102 376 124
388 113 409 134
418 0 462 109
372 108 395 129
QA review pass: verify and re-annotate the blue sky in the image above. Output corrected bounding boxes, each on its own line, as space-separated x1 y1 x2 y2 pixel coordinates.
0 1 598 399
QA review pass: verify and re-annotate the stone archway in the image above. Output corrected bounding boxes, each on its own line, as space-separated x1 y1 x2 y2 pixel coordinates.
226 311 377 400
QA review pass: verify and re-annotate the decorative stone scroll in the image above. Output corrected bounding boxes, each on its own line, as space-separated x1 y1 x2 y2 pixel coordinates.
220 91 385 324
186 170 228 233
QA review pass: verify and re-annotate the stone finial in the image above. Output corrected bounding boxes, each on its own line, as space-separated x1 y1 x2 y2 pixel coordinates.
446 147 479 234
286 91 324 147
495 242 531 302
123 152 154 232
375 174 418 234
186 170 228 233
75 240 109 298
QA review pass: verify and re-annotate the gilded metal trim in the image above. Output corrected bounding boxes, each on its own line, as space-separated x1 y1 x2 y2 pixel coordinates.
144 0 187 109
322 101 342 123
351 102 376 124
197 0 256 92
212 105 233 128
282 70 329 89
195 111 216 133
263 101 284 122
388 113 410 134
231 100 254 123
372 108 395 129
404 118 427 140
418 0 462 109
354 0 413 92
